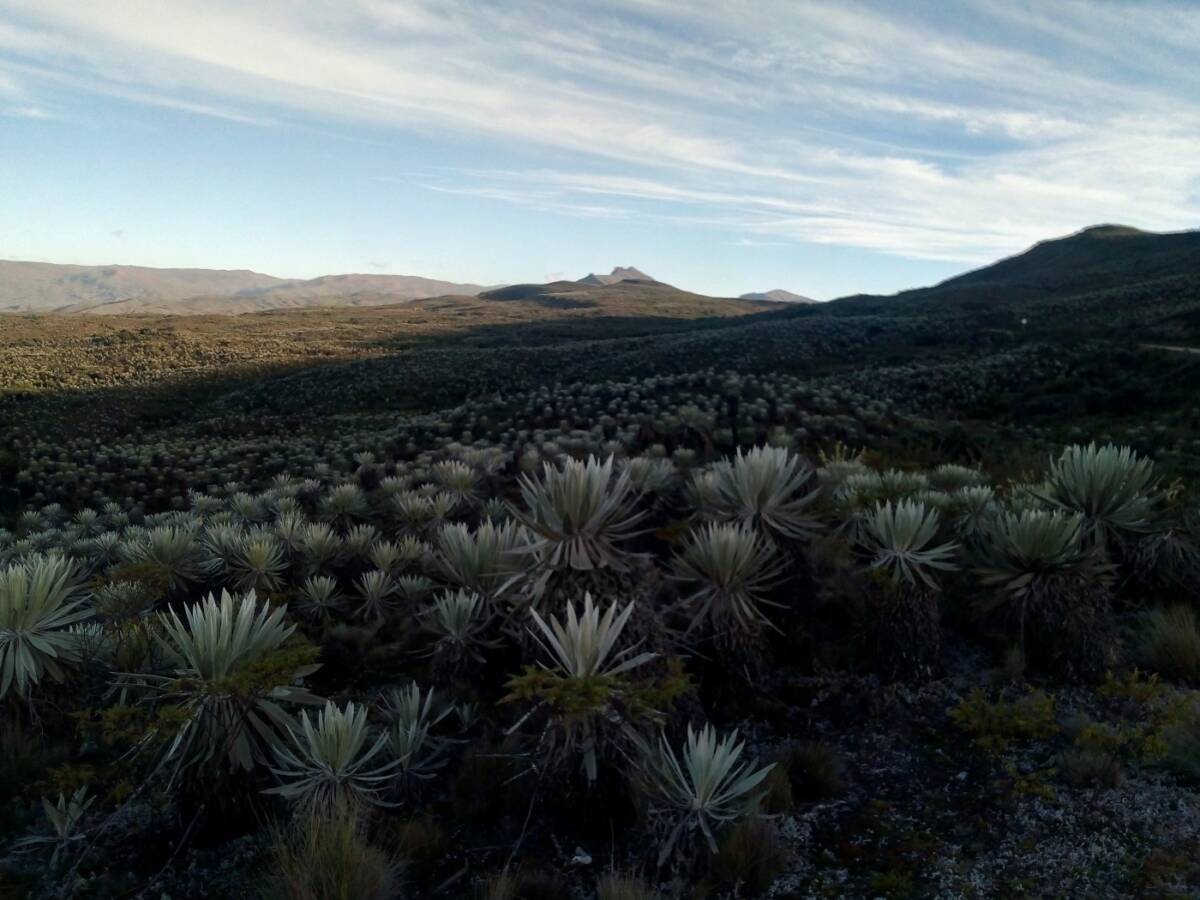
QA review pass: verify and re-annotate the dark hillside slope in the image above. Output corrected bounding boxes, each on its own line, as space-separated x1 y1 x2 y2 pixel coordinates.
935 225 1200 295
831 225 1200 337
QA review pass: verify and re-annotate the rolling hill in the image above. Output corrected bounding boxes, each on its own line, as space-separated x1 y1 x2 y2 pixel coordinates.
474 274 760 316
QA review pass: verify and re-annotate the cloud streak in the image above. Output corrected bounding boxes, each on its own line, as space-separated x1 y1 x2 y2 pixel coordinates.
1 0 1197 263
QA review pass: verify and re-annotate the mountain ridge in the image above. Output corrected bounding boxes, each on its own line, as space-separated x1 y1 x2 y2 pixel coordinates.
739 289 817 303
0 260 491 314
5 224 1198 317
577 266 657 286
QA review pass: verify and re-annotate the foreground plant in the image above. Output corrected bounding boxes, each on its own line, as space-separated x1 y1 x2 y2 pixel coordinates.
1038 443 1159 548
228 533 288 594
975 510 1117 671
0 555 92 699
511 455 646 572
381 682 448 791
119 525 205 594
14 785 94 867
436 520 530 601
696 445 821 544
354 570 398 622
506 594 657 782
851 500 959 675
267 701 396 810
645 724 774 865
125 589 322 784
671 523 784 644
859 499 959 590
295 574 344 622
421 589 498 675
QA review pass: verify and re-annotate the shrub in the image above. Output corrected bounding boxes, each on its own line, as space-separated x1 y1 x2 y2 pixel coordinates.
1060 746 1125 788
262 806 403 900
482 869 570 900
950 688 1058 755
782 739 846 802
383 813 448 872
1159 703 1200 784
711 816 787 895
1134 605 1200 684
596 873 662 900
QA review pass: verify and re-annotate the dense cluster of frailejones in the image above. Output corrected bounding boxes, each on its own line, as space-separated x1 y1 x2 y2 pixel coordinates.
2 432 1199 897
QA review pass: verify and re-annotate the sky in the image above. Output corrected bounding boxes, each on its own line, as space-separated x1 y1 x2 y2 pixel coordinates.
1 1 1198 300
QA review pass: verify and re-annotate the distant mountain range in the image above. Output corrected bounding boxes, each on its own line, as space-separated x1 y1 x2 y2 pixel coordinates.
0 261 491 314
739 289 816 303
4 224 1195 317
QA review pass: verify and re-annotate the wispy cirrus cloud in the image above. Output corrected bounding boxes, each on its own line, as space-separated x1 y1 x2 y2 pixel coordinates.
1 0 1197 265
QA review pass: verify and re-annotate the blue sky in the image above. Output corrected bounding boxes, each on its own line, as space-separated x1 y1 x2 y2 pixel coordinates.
1 1 1198 299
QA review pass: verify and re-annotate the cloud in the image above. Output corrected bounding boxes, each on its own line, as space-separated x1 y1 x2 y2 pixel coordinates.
418 182 630 220
1 104 53 118
1 0 1197 262
730 238 788 248
0 67 20 96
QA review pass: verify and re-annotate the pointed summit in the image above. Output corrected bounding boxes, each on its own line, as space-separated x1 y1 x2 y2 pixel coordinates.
577 266 657 286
